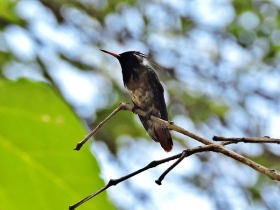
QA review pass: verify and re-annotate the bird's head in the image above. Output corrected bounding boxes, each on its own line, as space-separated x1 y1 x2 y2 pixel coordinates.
100 49 147 70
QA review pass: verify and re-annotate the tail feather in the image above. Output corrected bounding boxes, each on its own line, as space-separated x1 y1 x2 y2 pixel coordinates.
155 127 173 152
138 114 173 152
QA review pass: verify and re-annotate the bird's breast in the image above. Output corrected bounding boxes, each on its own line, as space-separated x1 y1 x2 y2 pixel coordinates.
126 72 154 111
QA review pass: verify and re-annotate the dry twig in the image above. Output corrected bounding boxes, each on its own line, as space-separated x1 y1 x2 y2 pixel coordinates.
70 102 280 210
74 104 125 150
213 136 280 144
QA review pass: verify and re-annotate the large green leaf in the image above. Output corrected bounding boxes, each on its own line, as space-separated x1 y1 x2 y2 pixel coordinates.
0 79 114 210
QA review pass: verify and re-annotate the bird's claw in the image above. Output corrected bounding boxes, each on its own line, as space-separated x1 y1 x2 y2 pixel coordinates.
132 105 140 113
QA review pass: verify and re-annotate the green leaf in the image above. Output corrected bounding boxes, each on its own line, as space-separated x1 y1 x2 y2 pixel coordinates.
0 0 24 27
0 79 114 210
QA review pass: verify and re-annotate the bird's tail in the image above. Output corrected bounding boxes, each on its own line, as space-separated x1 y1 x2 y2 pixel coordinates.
155 127 173 152
138 115 173 152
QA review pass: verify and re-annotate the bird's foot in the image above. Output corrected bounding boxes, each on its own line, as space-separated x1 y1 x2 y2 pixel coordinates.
144 110 153 121
132 105 141 113
145 110 157 120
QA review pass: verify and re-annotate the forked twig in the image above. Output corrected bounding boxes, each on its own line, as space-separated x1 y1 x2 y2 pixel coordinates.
70 144 218 210
155 145 214 185
69 150 183 209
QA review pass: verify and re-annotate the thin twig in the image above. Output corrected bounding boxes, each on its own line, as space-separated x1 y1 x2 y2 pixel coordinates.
213 136 280 144
74 103 126 150
155 150 188 185
69 151 183 209
69 185 110 210
155 145 215 185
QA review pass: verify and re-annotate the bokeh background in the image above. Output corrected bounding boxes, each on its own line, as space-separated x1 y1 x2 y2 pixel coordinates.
1 0 280 209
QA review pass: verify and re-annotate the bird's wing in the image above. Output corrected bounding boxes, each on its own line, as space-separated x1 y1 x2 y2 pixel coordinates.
146 66 169 121
146 66 173 152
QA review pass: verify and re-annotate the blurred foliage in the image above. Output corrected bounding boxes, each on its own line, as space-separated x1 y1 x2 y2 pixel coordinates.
1 0 280 209
0 79 114 209
0 0 24 28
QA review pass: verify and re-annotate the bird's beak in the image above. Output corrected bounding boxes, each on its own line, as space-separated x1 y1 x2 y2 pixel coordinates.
100 49 120 58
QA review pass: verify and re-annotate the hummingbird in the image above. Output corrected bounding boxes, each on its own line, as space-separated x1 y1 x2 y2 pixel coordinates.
100 49 173 152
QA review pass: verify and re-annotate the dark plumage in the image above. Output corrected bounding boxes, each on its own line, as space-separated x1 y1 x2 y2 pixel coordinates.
101 49 173 152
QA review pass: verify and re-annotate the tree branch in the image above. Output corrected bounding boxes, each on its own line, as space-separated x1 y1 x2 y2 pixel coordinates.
155 145 216 185
213 136 280 144
120 102 213 145
70 102 280 209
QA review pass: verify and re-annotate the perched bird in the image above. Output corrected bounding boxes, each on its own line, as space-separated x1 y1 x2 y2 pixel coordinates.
100 49 173 152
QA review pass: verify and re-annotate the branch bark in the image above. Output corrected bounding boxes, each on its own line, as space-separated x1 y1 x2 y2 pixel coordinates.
70 102 280 209
213 136 280 144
